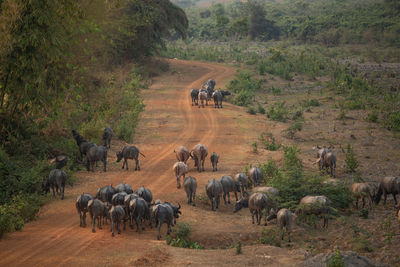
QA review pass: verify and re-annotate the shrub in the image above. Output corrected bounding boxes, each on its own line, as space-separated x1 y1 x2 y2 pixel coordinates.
283 120 303 139
365 110 378 123
257 103 266 114
252 142 258 153
326 250 346 267
166 222 203 249
267 102 288 122
259 132 281 151
234 90 254 107
247 106 256 115
259 228 281 247
345 143 359 173
236 241 242 254
269 86 282 95
359 208 368 219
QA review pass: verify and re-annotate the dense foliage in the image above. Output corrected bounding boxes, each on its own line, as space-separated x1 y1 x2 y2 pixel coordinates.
0 0 187 237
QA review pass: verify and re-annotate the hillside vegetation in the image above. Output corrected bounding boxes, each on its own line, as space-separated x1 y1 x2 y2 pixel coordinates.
0 0 187 236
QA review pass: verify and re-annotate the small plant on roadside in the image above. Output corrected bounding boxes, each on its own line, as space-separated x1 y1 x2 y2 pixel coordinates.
257 103 266 114
166 222 203 249
345 143 359 173
260 132 281 151
359 208 368 219
247 106 256 115
252 142 258 153
326 250 346 267
236 241 242 254
380 216 394 244
283 120 303 139
259 228 281 247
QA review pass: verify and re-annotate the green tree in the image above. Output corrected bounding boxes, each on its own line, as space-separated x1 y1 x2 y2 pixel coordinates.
109 0 188 62
248 0 279 40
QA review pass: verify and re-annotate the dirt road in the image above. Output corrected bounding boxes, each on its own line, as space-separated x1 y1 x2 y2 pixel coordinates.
0 59 306 266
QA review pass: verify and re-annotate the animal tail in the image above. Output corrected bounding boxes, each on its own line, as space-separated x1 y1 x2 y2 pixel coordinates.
139 152 146 158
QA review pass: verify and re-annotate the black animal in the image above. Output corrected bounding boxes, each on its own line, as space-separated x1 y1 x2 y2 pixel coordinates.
76 193 93 227
102 127 113 148
210 152 219 171
115 183 133 194
86 145 107 172
43 169 67 200
116 146 145 171
154 204 174 240
110 205 126 236
51 155 68 169
191 89 199 106
112 192 128 206
71 130 95 161
134 186 153 204
129 198 149 232
212 90 223 108
96 185 116 203
221 90 231 98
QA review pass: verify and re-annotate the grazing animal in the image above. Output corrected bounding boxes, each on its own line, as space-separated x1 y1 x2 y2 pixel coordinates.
43 169 67 200
110 205 126 237
267 209 295 242
190 89 199 106
115 183 133 194
50 155 68 169
220 176 240 204
190 144 208 172
173 162 188 189
233 192 273 226
210 152 219 172
204 79 216 100
350 182 374 209
375 176 400 205
252 187 279 197
134 186 153 204
86 145 107 172
212 90 223 108
183 176 197 206
116 145 145 171
163 202 182 225
112 192 128 206
88 199 110 233
174 146 190 164
198 90 208 108
234 173 248 197
316 151 337 177
248 166 264 186
102 127 113 148
205 179 223 211
129 198 149 232
76 193 93 227
96 185 116 203
298 195 331 228
71 130 95 161
154 204 174 240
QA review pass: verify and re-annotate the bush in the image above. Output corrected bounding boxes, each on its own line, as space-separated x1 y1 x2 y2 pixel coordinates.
247 106 257 115
166 222 203 249
259 132 281 151
283 120 303 139
259 228 281 247
326 250 346 267
365 110 378 123
359 208 369 219
267 102 288 122
234 90 254 107
257 103 266 114
269 86 282 95
236 241 242 254
345 143 359 173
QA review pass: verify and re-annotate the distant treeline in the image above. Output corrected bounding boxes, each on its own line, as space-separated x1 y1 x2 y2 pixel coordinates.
177 0 400 45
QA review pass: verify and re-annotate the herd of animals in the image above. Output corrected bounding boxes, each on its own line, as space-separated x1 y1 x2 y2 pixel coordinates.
42 78 400 242
190 79 231 108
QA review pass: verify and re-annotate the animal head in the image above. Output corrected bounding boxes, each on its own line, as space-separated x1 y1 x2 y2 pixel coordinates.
233 198 248 213
116 151 123 162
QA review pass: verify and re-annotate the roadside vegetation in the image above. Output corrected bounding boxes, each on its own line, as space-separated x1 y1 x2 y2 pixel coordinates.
0 0 188 237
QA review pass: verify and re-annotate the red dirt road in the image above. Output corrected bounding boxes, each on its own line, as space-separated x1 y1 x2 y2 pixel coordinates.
0 60 306 266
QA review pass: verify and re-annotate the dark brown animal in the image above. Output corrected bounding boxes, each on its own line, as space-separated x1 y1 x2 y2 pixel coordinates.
375 176 400 205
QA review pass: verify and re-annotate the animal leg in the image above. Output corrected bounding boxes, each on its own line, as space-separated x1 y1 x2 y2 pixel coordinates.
51 186 56 197
362 197 365 208
216 196 220 209
383 192 387 205
157 222 162 240
193 192 196 206
393 194 398 205
227 192 231 204
223 192 227 204
83 212 86 227
234 191 238 201
251 210 255 224
125 159 129 170
92 216 96 233
355 199 359 209
177 176 181 189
